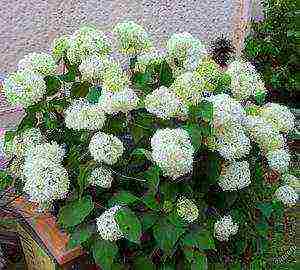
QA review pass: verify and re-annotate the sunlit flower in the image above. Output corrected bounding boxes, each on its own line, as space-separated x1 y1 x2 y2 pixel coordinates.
275 185 298 206
214 215 239 241
88 166 114 189
177 197 199 223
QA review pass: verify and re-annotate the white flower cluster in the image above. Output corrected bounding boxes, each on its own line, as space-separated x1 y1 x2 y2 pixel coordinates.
23 142 69 207
151 128 194 180
88 166 114 189
96 205 124 241
135 49 167 72
226 60 267 101
89 132 124 165
266 149 290 173
17 52 57 76
98 87 140 115
144 86 188 119
214 215 239 241
176 197 199 223
52 26 111 65
64 98 106 130
113 21 153 55
166 32 207 74
260 103 295 133
79 54 106 83
218 161 251 191
275 185 298 206
282 174 300 193
3 70 47 108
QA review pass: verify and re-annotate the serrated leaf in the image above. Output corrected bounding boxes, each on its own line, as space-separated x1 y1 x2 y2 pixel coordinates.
256 202 273 219
71 81 91 97
108 191 140 207
183 229 215 251
44 75 61 95
58 195 94 228
87 86 102 104
92 240 118 270
153 218 185 255
115 208 142 244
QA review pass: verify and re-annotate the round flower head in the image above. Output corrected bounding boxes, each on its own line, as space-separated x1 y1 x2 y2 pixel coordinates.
166 32 207 66
216 125 251 161
89 132 124 165
226 60 266 101
3 70 47 108
88 166 114 189
177 197 199 223
282 174 300 193
79 54 106 82
267 149 290 173
113 21 153 55
208 94 246 129
135 48 167 73
8 128 43 158
244 116 285 153
151 128 195 180
96 205 124 241
98 87 139 115
51 35 70 61
169 72 207 106
66 26 111 65
260 103 295 133
17 52 57 76
214 215 239 241
218 161 251 191
101 59 130 93
64 98 106 131
144 86 188 119
275 185 298 206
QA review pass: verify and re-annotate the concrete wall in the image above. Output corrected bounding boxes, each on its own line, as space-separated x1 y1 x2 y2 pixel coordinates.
0 0 250 75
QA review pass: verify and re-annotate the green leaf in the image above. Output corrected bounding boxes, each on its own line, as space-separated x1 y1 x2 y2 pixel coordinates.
67 225 93 249
256 202 273 219
115 208 142 244
71 81 91 97
182 229 215 251
141 212 158 231
196 101 213 123
0 171 13 191
108 191 140 207
92 240 118 270
153 218 185 255
3 130 15 144
159 60 174 87
131 125 145 145
256 219 269 237
44 75 61 95
59 65 77 82
78 166 92 198
43 112 59 129
144 165 160 191
87 86 102 104
58 195 94 228
132 256 155 270
182 123 202 152
17 112 36 133
132 71 154 94
142 192 160 210
191 252 208 270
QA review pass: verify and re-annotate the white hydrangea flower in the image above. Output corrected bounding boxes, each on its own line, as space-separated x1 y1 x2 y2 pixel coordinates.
98 87 139 114
64 98 106 130
96 205 124 241
214 215 239 241
66 26 111 65
3 70 47 108
177 197 199 223
25 141 65 164
275 185 298 206
8 128 43 158
208 94 246 129
166 32 207 66
244 116 285 153
17 52 57 76
51 35 70 61
89 132 124 165
218 161 251 191
281 174 300 193
267 149 290 173
216 125 251 161
113 21 153 55
135 48 166 72
260 103 295 133
226 60 267 101
169 72 207 106
23 161 69 205
88 166 114 189
144 86 188 119
151 128 194 180
79 54 106 82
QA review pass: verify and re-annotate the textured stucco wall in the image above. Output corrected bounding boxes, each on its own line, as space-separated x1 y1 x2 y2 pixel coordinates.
0 0 249 75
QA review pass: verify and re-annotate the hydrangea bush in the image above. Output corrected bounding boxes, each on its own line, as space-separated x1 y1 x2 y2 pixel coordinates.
1 21 298 269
